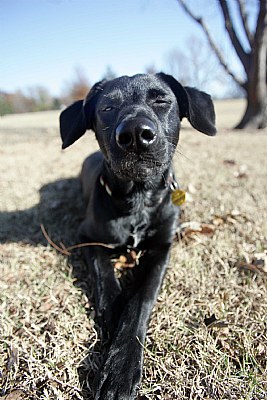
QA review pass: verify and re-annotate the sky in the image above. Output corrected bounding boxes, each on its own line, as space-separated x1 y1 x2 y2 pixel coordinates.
0 0 253 97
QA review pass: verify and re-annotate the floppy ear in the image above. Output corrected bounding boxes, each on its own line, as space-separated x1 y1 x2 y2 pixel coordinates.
60 100 86 149
157 72 216 136
60 80 106 149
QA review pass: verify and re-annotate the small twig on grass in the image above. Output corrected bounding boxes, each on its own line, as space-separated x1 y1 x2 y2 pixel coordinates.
41 224 70 255
40 224 116 256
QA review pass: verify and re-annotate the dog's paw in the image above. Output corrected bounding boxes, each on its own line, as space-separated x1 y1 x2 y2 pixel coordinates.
94 341 142 400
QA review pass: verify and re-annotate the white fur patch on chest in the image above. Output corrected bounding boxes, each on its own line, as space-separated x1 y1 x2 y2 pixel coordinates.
130 232 141 248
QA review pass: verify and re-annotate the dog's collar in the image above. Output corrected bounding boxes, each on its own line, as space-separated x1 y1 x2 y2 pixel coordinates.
167 173 186 206
100 175 112 196
100 172 179 199
167 172 178 191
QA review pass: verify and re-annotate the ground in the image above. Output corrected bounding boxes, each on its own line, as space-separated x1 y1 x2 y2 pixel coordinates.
0 100 267 399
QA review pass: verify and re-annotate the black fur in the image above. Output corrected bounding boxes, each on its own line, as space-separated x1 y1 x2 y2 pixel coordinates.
60 73 216 399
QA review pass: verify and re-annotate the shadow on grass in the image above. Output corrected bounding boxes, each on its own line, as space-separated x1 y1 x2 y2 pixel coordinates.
0 178 84 245
0 177 103 400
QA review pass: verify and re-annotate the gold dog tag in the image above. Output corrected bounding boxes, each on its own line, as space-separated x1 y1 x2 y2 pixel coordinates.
171 189 186 206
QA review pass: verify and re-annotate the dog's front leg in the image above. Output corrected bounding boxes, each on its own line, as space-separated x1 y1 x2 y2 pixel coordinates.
83 247 122 339
94 245 171 400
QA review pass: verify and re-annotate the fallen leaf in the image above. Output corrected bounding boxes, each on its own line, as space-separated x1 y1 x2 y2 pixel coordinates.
212 210 250 227
234 171 248 178
223 159 236 166
236 259 267 275
200 224 216 235
230 209 241 216
212 216 225 226
118 255 127 263
39 301 54 312
185 192 194 203
178 221 215 238
187 183 197 194
112 249 145 271
234 164 248 179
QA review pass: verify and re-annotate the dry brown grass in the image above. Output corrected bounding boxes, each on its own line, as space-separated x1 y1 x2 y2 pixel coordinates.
0 100 267 399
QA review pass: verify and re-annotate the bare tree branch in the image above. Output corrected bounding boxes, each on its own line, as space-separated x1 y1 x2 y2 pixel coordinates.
255 0 267 44
218 0 250 73
177 0 245 88
235 0 253 47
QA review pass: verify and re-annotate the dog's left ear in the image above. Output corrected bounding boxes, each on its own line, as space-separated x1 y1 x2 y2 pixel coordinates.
60 80 106 149
157 72 216 136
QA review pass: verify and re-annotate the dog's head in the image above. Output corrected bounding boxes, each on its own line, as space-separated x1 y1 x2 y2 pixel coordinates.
60 73 216 181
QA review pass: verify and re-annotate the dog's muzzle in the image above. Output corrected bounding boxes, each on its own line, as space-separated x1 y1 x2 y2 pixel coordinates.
115 117 157 152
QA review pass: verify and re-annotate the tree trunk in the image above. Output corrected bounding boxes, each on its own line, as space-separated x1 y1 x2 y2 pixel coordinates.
235 2 267 130
235 88 267 129
235 50 267 129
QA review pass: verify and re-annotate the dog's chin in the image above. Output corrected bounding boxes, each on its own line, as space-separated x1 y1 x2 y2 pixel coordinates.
119 169 157 182
111 161 167 183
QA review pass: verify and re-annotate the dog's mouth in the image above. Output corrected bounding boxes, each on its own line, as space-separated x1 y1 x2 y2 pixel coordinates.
110 152 169 182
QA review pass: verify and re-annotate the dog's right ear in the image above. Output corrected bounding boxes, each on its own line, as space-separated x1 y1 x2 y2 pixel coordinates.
60 80 106 149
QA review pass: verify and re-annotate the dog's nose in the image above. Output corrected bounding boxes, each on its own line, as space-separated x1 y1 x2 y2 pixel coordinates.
115 118 157 151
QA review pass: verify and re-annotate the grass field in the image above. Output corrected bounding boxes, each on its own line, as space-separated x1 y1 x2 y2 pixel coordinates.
0 100 267 400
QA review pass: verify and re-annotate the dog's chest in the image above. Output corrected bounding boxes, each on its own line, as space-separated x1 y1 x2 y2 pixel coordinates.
110 200 155 248
110 210 149 247
128 214 148 247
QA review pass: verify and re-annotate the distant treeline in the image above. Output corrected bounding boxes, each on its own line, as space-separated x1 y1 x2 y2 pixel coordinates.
0 68 92 116
0 89 62 115
0 66 118 116
0 81 90 116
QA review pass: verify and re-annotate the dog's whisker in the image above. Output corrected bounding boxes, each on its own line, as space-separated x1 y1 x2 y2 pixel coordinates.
174 146 192 162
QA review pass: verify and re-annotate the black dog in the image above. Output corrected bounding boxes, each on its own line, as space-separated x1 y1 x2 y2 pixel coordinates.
60 73 216 399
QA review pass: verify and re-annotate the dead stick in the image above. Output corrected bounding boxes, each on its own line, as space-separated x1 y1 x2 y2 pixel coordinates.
41 224 70 255
40 224 116 256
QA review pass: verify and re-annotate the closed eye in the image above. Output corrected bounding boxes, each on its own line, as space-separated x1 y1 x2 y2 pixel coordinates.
102 106 114 112
153 98 171 105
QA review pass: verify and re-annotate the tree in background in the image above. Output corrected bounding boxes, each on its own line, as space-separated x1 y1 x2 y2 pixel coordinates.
177 0 267 129
0 92 15 115
62 66 91 105
166 36 225 94
0 65 116 115
26 86 53 112
145 64 158 74
101 65 117 80
0 88 57 115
